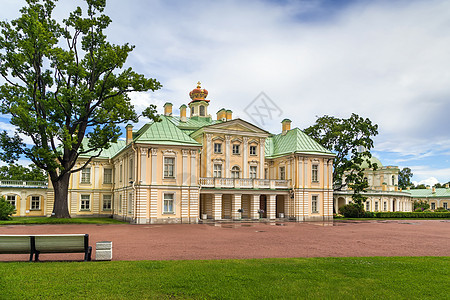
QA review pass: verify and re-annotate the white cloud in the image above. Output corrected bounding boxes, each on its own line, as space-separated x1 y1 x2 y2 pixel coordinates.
412 177 439 187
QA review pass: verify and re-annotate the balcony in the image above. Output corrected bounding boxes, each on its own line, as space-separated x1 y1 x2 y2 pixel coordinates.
199 178 290 189
0 180 48 189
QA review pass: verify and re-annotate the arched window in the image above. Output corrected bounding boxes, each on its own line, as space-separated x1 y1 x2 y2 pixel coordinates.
199 105 205 116
231 166 240 178
191 106 195 116
392 175 395 185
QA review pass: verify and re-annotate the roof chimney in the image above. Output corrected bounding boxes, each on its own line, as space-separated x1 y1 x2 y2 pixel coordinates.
164 102 173 116
432 186 436 193
217 108 226 121
445 183 449 189
126 124 133 145
226 110 233 121
281 119 291 134
180 104 187 122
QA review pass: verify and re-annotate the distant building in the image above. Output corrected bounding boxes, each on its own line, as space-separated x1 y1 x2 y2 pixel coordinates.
408 186 450 210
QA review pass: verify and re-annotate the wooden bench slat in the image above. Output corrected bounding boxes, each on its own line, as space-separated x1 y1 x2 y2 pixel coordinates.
35 236 86 253
0 236 31 254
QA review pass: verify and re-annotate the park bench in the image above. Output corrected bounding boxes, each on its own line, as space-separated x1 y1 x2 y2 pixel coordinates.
0 234 92 262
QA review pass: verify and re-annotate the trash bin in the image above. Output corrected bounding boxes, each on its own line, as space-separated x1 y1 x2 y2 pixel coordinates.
278 213 285 218
202 214 208 220
96 241 112 261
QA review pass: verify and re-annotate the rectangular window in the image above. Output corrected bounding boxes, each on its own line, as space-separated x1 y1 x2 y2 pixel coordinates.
103 195 112 211
119 164 123 182
312 195 318 213
264 168 268 180
250 166 257 179
103 168 112 184
129 158 134 180
375 201 379 212
312 165 319 182
444 202 448 210
80 195 90 211
214 143 222 154
31 196 40 210
164 157 175 178
128 193 132 213
119 195 122 212
366 201 370 211
7 195 16 208
384 201 387 211
213 164 222 178
280 166 285 180
163 193 174 214
81 168 91 183
232 144 240 154
431 202 436 210
249 145 257 155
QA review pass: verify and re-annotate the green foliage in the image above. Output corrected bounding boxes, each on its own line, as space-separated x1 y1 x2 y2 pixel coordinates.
304 113 378 206
0 196 16 220
414 208 423 212
1 257 449 299
434 207 448 212
345 211 450 218
0 163 47 181
0 216 126 225
413 200 430 211
0 0 161 217
398 167 413 189
411 184 427 189
338 203 365 218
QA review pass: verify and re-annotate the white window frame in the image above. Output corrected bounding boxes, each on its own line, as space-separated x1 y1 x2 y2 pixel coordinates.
103 168 113 184
365 201 370 211
199 105 205 116
374 201 379 212
232 144 240 155
119 164 123 182
128 193 133 214
443 202 448 210
279 166 286 180
392 175 395 185
163 157 176 179
31 195 41 210
231 166 240 178
312 165 319 182
7 195 17 208
80 194 91 211
102 194 112 211
249 145 257 156
249 166 257 179
213 164 223 178
431 202 436 210
129 158 134 180
163 193 175 214
81 167 91 184
119 194 122 212
214 143 222 154
311 195 319 213
264 168 268 180
383 201 387 211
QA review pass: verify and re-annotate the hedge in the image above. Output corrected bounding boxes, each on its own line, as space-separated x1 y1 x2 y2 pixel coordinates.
363 212 450 218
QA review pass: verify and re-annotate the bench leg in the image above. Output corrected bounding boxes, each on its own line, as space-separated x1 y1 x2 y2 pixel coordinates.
85 246 92 261
29 252 34 262
34 251 40 262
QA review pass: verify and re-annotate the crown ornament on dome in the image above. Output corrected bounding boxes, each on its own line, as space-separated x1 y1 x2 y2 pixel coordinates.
189 81 210 103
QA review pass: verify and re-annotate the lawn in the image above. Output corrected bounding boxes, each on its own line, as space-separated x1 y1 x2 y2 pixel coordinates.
0 257 448 299
0 217 126 225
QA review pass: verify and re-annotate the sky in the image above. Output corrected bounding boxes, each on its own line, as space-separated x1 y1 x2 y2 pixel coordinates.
1 0 449 185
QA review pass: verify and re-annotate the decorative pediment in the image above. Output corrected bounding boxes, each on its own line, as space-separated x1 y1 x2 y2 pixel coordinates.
212 136 224 141
248 139 259 145
248 160 259 165
232 138 243 144
212 158 224 163
203 119 270 135
163 149 177 156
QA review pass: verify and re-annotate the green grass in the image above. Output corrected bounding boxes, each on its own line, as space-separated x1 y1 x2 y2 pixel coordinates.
0 216 126 225
0 257 448 299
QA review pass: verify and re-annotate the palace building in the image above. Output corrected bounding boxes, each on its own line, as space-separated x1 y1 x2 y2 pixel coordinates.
1 83 336 223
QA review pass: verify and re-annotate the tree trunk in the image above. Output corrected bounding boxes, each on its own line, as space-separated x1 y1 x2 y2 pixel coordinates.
51 172 71 218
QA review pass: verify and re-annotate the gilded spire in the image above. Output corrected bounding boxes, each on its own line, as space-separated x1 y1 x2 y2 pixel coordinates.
197 81 201 88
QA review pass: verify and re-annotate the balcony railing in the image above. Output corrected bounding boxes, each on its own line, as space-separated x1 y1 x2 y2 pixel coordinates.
199 178 290 189
0 180 48 188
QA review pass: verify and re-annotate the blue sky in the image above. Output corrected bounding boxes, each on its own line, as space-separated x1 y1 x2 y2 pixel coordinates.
1 0 450 185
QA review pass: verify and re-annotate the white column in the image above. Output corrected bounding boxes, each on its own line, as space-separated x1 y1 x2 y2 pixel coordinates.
225 135 231 178
182 150 189 186
206 134 213 177
94 163 100 189
190 150 197 186
181 188 189 223
243 137 249 178
267 194 276 219
231 194 242 219
140 148 147 184
149 188 158 223
259 138 265 179
151 148 157 185
304 159 309 188
250 194 260 219
298 157 303 188
323 158 327 188
212 193 222 220
189 188 199 223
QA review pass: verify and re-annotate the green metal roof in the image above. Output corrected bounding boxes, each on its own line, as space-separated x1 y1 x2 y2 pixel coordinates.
166 115 222 130
265 128 334 158
408 188 450 198
360 155 383 168
78 139 126 159
133 116 201 146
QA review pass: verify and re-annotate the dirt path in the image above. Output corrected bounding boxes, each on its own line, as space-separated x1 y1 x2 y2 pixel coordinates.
1 220 449 261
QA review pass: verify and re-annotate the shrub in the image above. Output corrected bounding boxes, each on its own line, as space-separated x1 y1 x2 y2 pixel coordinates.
372 212 450 218
0 196 16 220
414 208 423 212
414 200 430 211
339 203 365 218
434 207 448 212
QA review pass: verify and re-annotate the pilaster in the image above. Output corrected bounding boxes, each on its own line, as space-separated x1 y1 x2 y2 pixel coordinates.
267 194 276 219
250 194 260 219
243 137 249 178
231 194 242 219
151 148 158 185
212 193 222 220
225 135 231 178
140 148 147 184
206 134 213 177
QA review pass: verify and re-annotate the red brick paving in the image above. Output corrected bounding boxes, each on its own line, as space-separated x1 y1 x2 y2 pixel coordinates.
0 220 449 261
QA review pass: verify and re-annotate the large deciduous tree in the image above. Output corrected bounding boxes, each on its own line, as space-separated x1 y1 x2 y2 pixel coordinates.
398 167 413 189
304 114 378 206
0 0 161 217
0 163 47 181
